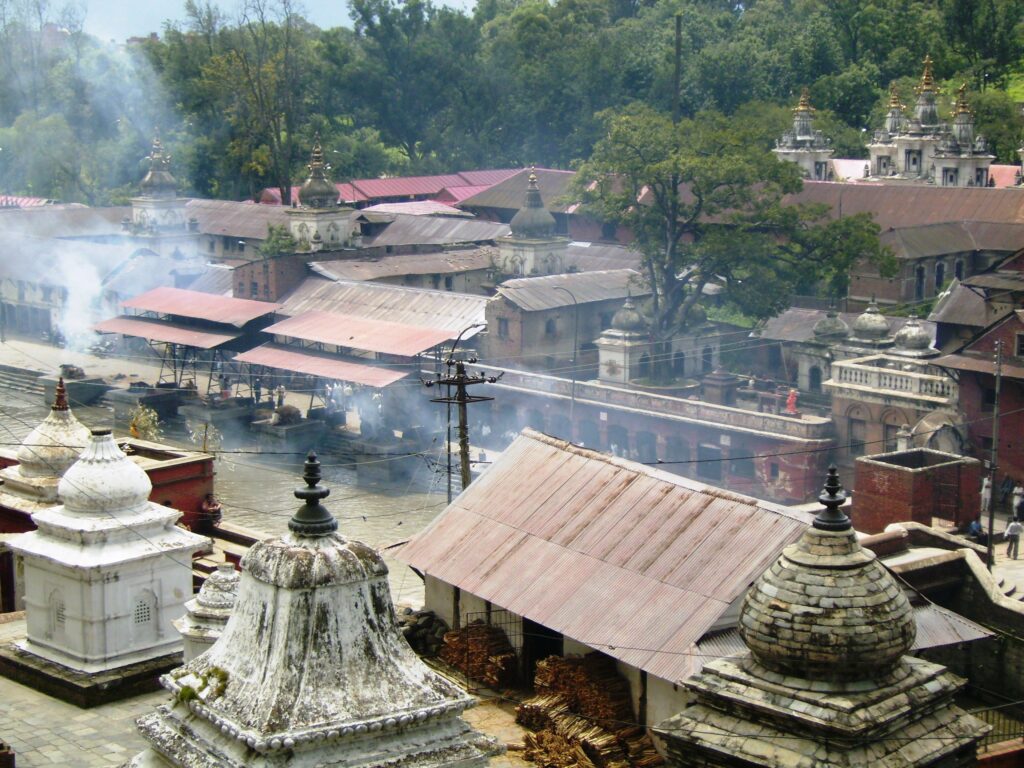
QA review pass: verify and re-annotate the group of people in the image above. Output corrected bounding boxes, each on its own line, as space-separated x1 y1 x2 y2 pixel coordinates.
972 476 1024 560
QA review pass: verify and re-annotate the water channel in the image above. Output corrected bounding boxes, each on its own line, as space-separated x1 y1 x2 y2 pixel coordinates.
0 387 449 606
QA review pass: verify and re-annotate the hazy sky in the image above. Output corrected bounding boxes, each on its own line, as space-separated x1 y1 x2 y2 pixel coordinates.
80 0 442 42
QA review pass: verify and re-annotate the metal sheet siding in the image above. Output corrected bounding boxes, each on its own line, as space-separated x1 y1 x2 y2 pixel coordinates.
398 430 808 683
123 286 280 326
93 316 240 349
263 311 453 356
234 343 408 387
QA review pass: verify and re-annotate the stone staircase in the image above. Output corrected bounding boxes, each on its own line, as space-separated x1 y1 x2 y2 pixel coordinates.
996 576 1024 602
0 365 45 399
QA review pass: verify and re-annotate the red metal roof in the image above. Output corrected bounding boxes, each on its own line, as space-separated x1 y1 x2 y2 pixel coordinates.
234 343 407 387
263 310 454 356
434 185 492 204
123 287 280 326
398 429 811 683
0 195 49 208
351 174 468 200
93 316 240 349
456 169 520 186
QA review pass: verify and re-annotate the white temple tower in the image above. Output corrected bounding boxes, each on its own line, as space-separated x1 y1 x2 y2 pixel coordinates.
173 562 239 662
494 169 568 277
7 429 208 674
128 453 494 767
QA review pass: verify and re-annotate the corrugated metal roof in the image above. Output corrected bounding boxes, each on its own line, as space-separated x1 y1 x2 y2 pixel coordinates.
279 276 487 332
496 269 644 311
695 603 991 669
882 221 1024 260
263 310 454 356
123 286 280 326
186 198 292 240
456 169 520 186
989 164 1021 188
309 248 494 281
928 280 995 328
361 201 473 217
398 429 811 684
460 168 577 213
964 271 1024 290
934 352 1024 379
234 343 407 387
361 212 508 247
353 174 467 199
183 265 235 296
93 316 240 349
434 185 492 204
0 195 50 207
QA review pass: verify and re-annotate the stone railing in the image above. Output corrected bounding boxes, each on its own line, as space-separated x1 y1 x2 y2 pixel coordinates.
481 366 834 440
828 356 957 403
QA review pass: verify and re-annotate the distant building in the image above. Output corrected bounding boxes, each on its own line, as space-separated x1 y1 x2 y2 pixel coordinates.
772 88 833 180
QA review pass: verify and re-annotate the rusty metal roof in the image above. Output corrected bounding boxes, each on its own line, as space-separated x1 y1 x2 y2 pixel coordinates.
263 310 454 356
934 353 1024 379
928 281 995 328
882 221 1024 260
279 276 487 332
93 316 240 349
496 269 644 311
354 174 468 199
123 286 280 326
234 343 408 387
309 248 495 281
398 429 811 683
460 168 578 213
361 201 473 217
456 169 521 186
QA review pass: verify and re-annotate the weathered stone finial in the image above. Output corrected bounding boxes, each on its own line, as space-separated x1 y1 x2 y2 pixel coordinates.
288 451 337 536
813 465 850 531
52 377 69 412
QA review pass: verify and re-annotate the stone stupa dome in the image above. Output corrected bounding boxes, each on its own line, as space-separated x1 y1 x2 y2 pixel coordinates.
739 467 915 682
59 429 152 516
894 316 931 351
510 170 556 239
16 378 91 479
851 300 891 341
611 296 646 333
812 310 849 339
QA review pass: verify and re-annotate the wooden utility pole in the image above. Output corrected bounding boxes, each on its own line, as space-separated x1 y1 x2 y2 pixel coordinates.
425 354 500 500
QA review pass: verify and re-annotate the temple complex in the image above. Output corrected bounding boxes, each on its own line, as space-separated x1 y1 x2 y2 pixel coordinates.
656 467 989 767
5 429 207 675
127 452 495 767
493 169 569 277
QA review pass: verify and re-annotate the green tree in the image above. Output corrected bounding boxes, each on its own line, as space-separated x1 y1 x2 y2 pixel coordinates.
574 104 894 383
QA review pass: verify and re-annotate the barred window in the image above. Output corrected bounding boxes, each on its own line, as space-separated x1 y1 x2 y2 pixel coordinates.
133 600 151 625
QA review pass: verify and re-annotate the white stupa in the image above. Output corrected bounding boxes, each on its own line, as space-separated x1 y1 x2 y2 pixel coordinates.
7 429 208 673
173 562 240 662
128 453 494 768
0 377 90 505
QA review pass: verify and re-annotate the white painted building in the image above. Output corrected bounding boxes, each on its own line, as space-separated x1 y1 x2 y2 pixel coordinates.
8 429 207 673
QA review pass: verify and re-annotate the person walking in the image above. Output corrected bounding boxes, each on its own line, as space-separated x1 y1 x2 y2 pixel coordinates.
1005 517 1023 560
1013 481 1024 516
981 476 992 514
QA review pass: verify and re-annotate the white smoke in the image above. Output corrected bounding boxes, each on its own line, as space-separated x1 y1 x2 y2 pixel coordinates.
55 256 104 352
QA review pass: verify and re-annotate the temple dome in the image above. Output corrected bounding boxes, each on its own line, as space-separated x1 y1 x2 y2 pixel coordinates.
510 170 556 239
195 562 240 611
739 468 916 682
139 134 177 198
894 316 931 351
812 310 849 339
851 301 890 340
611 296 646 333
59 429 152 516
16 379 90 478
297 136 337 209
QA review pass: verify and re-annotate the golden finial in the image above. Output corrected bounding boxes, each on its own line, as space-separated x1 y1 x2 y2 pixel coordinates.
887 83 905 110
52 376 69 411
794 87 814 114
954 82 972 115
915 54 936 94
528 165 538 186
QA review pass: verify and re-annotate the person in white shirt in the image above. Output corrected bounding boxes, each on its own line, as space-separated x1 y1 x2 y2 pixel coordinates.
1005 518 1023 560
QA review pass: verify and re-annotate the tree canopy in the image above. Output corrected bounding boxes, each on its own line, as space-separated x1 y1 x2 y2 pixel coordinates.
574 104 896 382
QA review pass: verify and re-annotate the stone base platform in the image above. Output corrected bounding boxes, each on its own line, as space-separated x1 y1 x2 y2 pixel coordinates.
0 640 181 709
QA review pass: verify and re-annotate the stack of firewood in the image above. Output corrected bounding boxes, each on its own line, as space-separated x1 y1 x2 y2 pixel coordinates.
438 620 517 688
516 654 664 768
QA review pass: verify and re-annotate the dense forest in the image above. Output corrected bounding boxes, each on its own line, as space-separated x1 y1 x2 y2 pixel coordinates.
0 0 1022 204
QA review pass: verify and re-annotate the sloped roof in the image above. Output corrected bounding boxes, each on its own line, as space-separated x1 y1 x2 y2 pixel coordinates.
186 198 291 240
235 343 407 387
459 168 577 213
398 430 812 683
360 212 508 247
882 220 1024 260
565 242 643 271
496 269 644 311
361 201 473 217
183 264 235 296
279 275 487 332
309 248 495 281
263 310 453 356
928 280 992 328
94 316 240 349
123 286 279 326
757 307 936 344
